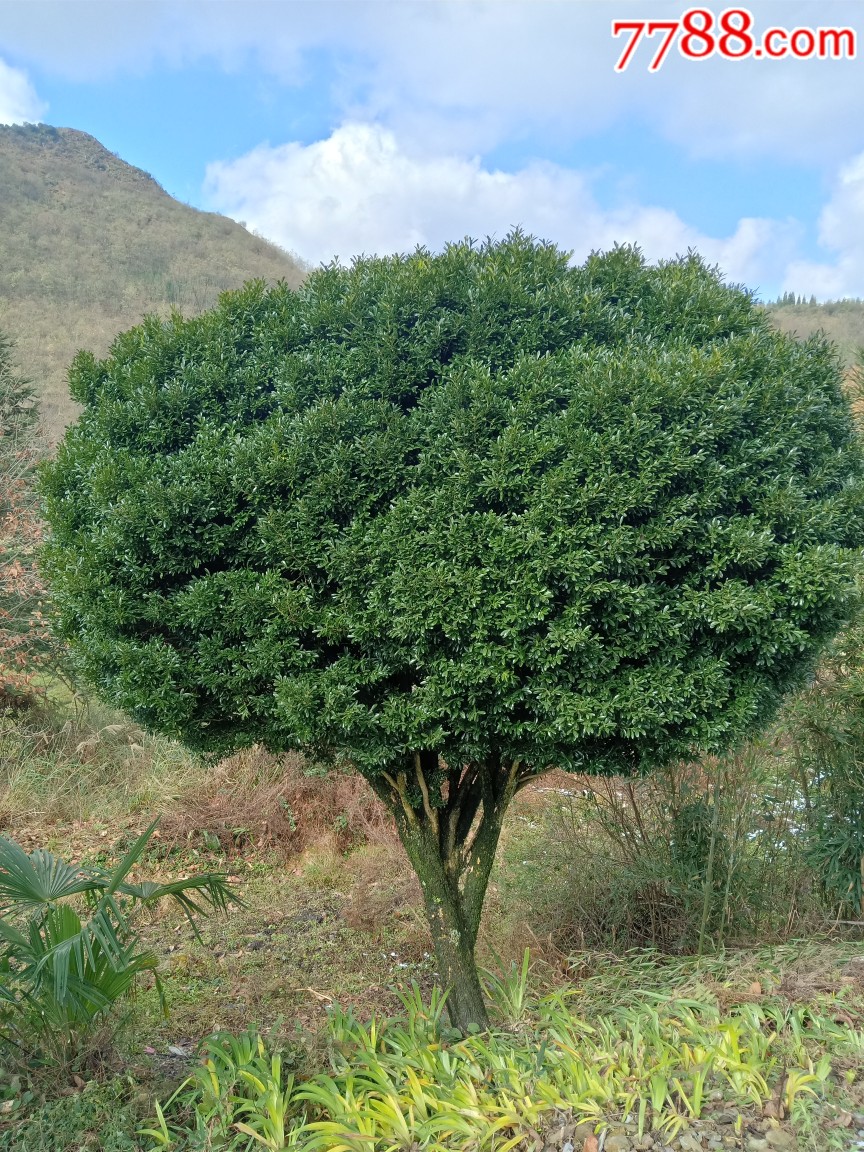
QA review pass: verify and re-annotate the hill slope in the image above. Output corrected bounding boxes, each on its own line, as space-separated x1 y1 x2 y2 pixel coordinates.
0 123 306 439
1 121 862 439
764 300 864 369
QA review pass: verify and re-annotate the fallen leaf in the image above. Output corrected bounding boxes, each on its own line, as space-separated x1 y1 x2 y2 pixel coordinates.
582 1137 599 1152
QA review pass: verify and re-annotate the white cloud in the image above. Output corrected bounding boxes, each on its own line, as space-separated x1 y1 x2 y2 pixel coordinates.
204 122 791 290
783 152 864 298
0 58 45 124
1 2 862 166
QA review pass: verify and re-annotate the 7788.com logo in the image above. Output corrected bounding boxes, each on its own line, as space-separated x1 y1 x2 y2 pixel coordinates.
612 7 856 72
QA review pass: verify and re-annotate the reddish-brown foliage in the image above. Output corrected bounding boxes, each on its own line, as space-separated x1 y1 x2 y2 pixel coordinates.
157 745 398 859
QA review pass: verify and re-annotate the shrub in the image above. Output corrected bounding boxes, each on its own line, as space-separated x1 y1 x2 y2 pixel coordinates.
787 607 864 919
0 821 235 1073
41 234 864 1027
499 748 818 954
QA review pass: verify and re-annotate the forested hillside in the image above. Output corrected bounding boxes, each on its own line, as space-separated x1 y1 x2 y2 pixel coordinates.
0 123 305 440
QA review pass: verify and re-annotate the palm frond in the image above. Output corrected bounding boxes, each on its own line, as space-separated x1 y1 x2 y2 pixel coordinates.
0 822 233 1066
0 838 94 910
103 818 161 896
121 872 238 940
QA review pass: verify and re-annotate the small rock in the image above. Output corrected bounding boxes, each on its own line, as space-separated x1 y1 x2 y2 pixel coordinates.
713 1111 738 1125
765 1130 796 1151
604 1137 632 1152
745 1141 768 1152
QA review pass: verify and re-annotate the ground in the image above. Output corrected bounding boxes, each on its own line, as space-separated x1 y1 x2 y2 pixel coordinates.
2 711 864 1151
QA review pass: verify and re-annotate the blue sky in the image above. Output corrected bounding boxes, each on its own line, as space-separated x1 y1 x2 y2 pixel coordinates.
1 0 863 299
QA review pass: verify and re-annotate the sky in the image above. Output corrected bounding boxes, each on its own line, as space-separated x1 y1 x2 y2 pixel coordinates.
0 0 863 300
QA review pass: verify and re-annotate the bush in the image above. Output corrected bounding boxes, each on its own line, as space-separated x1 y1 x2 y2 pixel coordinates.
499 747 818 954
41 234 864 1027
0 822 236 1073
787 608 864 920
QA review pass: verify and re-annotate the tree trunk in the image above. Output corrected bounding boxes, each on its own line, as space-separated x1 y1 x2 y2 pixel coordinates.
398 809 493 1030
370 752 530 1032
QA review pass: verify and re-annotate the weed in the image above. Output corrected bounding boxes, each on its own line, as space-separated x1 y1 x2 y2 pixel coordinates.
0 1078 145 1152
144 957 864 1151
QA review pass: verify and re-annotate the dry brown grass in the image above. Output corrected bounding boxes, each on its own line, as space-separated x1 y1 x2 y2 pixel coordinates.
766 300 864 368
157 745 396 860
340 840 423 932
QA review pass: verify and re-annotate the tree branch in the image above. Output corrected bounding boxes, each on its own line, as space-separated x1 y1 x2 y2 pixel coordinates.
414 751 439 838
376 768 417 827
450 765 484 857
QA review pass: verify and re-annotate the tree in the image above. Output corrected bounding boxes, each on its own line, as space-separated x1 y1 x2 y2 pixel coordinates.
40 236 864 1028
0 331 53 701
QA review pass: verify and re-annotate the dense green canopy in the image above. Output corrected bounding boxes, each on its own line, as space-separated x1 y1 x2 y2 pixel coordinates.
43 237 864 783
42 234 864 1029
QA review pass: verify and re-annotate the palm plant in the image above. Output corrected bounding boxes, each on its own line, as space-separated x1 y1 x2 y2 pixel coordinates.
0 820 235 1070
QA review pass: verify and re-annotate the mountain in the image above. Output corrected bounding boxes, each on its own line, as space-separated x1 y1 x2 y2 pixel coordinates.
1 123 862 440
0 124 306 440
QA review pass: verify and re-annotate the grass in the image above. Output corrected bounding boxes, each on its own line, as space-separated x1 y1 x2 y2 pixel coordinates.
3 695 864 1149
0 700 204 833
0 1079 146 1152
